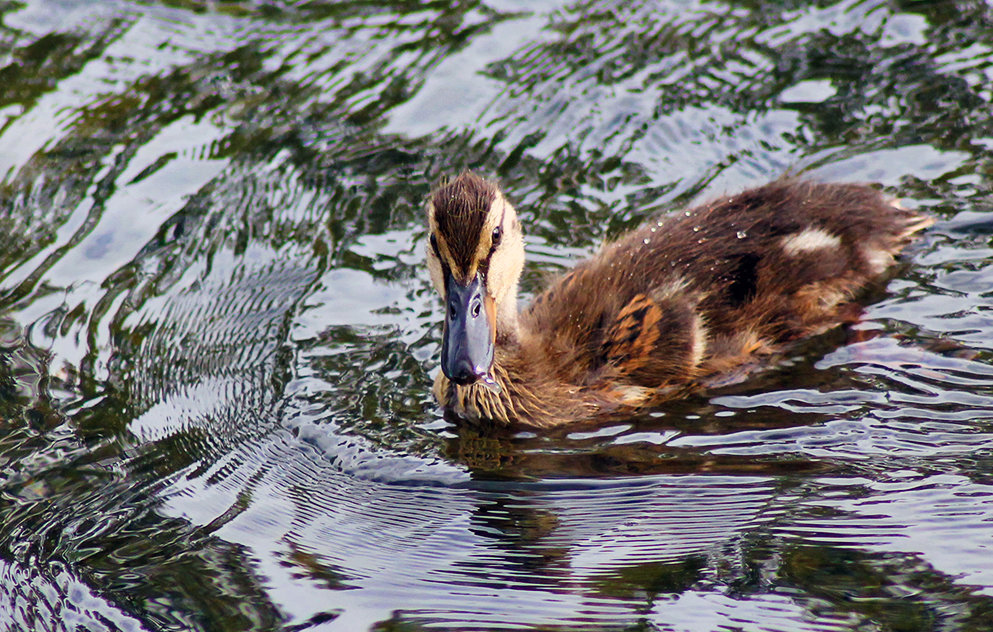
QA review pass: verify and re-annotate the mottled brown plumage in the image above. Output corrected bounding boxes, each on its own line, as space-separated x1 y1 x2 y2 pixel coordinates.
425 173 933 428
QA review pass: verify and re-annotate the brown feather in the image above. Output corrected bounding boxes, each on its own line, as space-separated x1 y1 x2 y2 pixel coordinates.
430 172 496 279
429 177 933 428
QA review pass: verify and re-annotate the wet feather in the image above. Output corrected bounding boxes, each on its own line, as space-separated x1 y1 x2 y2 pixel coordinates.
426 174 933 428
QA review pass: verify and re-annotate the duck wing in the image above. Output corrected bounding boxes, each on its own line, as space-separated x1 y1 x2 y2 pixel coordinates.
522 180 932 395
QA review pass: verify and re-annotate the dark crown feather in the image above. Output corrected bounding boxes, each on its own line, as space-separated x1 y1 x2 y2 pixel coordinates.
431 172 498 275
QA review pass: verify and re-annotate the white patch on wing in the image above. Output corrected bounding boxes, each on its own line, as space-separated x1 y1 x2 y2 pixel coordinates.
614 385 650 406
780 228 841 256
862 246 894 275
651 276 689 302
689 313 707 372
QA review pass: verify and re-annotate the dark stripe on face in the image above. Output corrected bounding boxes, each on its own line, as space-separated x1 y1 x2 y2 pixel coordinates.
479 203 507 276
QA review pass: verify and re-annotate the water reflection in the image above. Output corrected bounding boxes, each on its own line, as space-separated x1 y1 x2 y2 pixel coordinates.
2 0 993 630
161 445 780 629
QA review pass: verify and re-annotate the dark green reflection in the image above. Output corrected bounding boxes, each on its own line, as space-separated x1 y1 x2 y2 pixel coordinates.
1 0 993 629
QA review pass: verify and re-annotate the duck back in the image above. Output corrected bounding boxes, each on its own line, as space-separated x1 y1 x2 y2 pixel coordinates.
522 180 931 394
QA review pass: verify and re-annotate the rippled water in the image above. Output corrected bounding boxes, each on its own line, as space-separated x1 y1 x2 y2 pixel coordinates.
2 0 993 630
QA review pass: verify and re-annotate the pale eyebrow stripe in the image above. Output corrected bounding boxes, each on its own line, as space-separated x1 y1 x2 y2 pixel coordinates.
473 197 506 269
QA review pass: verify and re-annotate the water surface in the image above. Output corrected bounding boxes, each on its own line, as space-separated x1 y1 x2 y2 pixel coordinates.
2 0 993 630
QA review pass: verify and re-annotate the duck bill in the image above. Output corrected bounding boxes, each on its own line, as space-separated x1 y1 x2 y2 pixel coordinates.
441 271 496 386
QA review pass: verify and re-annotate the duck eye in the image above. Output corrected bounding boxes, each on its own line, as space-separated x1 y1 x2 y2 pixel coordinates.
491 225 502 246
429 234 439 256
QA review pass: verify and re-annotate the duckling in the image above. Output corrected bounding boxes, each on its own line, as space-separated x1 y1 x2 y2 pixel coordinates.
425 172 932 428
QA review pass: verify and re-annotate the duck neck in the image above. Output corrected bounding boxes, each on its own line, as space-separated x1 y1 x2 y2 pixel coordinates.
494 288 521 347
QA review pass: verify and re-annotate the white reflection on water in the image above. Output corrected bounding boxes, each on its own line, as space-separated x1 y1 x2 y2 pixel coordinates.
804 473 993 579
3 0 993 630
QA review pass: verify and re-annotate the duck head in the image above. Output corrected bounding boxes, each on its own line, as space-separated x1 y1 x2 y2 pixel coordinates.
426 172 524 389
